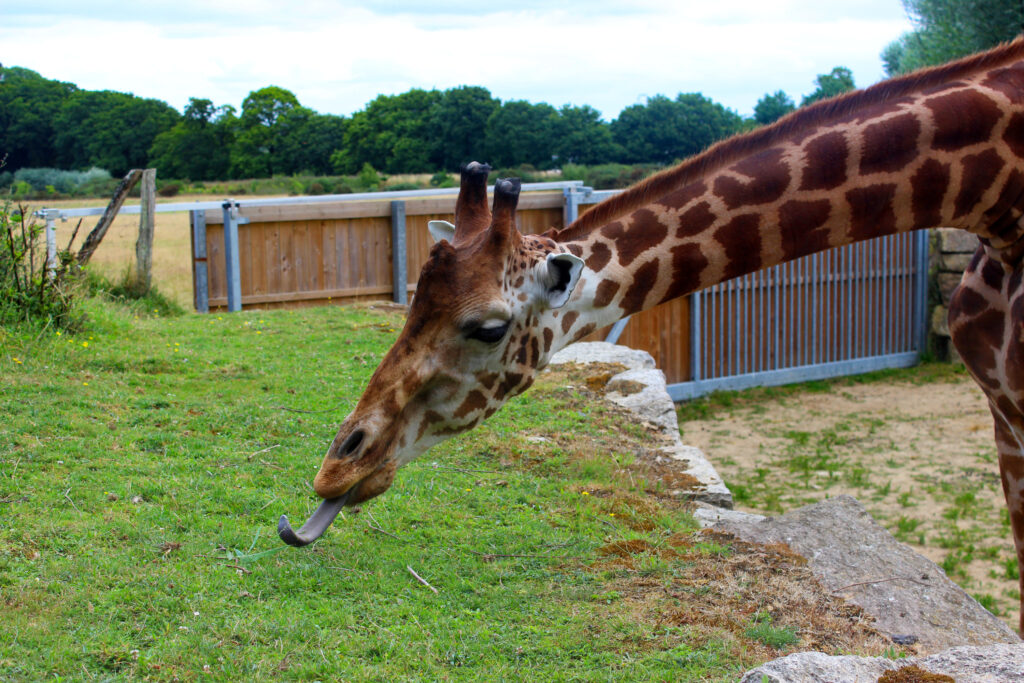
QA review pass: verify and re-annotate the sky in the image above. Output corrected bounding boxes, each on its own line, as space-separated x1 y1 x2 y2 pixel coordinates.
1 1 914 120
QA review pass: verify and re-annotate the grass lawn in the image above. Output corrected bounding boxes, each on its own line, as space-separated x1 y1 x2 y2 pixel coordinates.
1 298 901 681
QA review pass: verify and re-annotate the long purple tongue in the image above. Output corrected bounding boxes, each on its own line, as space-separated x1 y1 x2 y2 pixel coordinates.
277 490 351 547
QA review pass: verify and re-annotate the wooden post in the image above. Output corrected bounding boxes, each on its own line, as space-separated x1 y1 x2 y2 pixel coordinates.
134 169 156 292
77 169 142 265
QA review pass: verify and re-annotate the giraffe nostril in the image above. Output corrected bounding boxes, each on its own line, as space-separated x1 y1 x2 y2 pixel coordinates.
338 430 365 459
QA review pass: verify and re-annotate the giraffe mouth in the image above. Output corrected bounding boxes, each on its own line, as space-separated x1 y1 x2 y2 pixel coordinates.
277 487 353 547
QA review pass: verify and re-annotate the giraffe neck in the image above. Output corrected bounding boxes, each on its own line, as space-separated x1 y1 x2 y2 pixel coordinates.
550 38 1024 330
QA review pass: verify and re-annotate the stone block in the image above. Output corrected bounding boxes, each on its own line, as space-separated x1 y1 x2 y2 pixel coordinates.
937 272 963 305
936 228 980 253
937 251 974 273
931 305 950 337
716 496 1019 654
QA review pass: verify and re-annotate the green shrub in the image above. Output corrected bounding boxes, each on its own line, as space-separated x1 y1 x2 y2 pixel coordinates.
0 200 81 330
157 181 181 197
85 267 183 318
13 167 113 195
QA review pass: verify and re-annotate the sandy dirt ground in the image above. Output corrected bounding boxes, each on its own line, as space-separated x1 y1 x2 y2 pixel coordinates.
678 373 1020 628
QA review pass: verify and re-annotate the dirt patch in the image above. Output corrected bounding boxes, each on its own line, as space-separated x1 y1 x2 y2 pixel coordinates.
590 529 907 664
678 373 1018 628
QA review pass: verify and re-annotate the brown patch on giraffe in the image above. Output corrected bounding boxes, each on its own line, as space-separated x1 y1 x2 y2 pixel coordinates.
954 149 1005 219
676 201 717 238
714 214 763 281
614 209 668 267
846 184 897 241
530 337 540 366
542 327 554 354
658 180 708 210
663 243 708 302
561 311 580 335
586 242 612 272
983 64 1024 99
926 90 1003 152
1002 113 1024 159
984 170 1024 243
417 410 444 442
476 371 498 391
713 148 790 209
953 284 989 317
981 257 1007 291
779 199 831 259
799 131 848 191
859 112 921 175
573 323 597 342
566 243 583 257
497 372 525 398
620 260 660 314
594 279 621 308
921 80 968 96
910 158 951 227
454 390 488 420
516 337 529 365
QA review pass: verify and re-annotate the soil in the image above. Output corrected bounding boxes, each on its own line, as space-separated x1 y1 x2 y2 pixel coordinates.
677 373 1019 628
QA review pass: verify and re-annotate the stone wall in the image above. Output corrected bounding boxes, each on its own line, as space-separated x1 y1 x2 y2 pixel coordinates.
930 228 980 361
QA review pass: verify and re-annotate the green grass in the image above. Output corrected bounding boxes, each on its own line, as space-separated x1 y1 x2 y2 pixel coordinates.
4 298 876 681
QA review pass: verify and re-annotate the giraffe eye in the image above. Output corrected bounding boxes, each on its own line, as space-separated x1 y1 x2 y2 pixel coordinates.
468 320 510 344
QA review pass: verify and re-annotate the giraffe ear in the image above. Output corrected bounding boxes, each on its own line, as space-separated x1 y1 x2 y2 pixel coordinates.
428 220 456 244
543 253 584 308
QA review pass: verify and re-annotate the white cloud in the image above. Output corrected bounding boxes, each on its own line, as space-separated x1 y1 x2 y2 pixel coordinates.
0 1 913 118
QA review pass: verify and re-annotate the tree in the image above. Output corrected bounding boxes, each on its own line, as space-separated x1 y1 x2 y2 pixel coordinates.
800 67 856 107
230 86 300 178
483 100 559 168
551 104 619 165
0 67 77 171
52 90 180 176
333 89 443 175
148 98 236 180
753 90 796 125
611 93 743 165
430 86 499 171
882 0 1024 76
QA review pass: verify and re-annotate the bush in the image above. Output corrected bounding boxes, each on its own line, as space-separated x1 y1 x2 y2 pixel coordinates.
86 267 183 318
0 201 81 329
13 167 113 195
157 181 181 197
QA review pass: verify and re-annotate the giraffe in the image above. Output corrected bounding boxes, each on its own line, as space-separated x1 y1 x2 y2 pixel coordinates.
280 39 1024 632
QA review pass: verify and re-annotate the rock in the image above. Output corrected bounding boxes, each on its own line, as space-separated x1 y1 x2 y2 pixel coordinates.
931 305 950 337
741 643 1024 682
692 502 765 528
548 342 733 508
937 251 974 273
936 272 963 305
716 496 1020 654
936 228 980 254
549 341 654 370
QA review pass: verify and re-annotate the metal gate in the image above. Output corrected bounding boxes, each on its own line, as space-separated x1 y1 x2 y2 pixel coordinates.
659 231 930 400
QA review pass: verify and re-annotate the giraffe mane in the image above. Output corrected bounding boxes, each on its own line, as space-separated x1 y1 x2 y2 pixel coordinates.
553 36 1024 241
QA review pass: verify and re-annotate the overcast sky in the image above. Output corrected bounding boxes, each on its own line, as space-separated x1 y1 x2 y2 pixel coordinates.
1 1 914 119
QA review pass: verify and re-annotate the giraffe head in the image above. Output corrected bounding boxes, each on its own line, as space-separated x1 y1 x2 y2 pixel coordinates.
278 162 586 545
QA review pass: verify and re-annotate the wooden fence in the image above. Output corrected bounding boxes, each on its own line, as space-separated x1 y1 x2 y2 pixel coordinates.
189 185 929 392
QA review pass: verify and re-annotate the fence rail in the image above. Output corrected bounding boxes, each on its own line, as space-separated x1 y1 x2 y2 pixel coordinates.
37 182 932 399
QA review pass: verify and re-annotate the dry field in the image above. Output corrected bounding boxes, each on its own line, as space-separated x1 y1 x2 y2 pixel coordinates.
677 369 1020 628
21 194 277 308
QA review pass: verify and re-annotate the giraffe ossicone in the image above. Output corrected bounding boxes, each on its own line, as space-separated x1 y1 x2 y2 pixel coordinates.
280 38 1024 635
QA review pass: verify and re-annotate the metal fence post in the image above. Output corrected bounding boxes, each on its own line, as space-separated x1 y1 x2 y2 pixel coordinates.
914 229 930 354
191 210 209 313
690 289 703 382
391 200 407 305
563 187 580 226
221 199 247 313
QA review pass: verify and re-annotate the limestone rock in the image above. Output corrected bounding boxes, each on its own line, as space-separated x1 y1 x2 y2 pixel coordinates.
741 643 1024 682
931 305 950 337
548 342 733 508
936 228 980 254
716 496 1019 654
937 272 963 305
937 251 975 273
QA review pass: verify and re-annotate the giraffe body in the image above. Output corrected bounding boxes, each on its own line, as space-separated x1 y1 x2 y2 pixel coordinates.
281 39 1024 633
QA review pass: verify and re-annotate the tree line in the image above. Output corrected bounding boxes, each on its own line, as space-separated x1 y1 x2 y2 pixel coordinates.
0 62 862 185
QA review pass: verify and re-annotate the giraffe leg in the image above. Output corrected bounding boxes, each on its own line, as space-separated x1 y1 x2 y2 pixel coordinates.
991 415 1024 634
